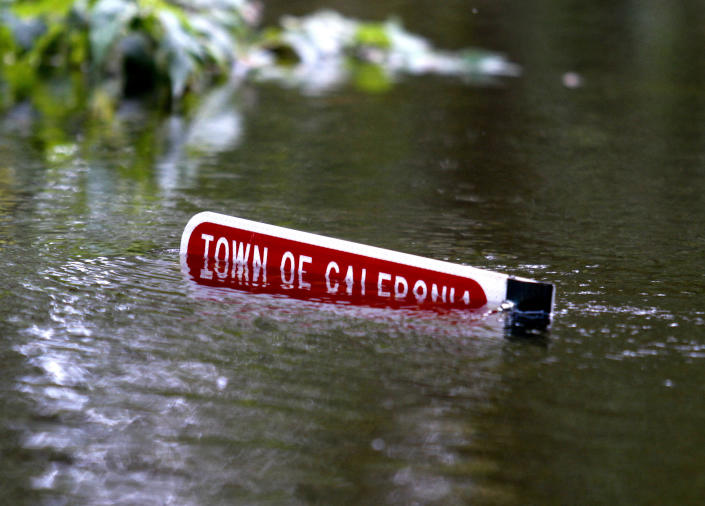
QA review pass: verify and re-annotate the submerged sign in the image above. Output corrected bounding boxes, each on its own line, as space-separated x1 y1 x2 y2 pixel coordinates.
180 212 554 318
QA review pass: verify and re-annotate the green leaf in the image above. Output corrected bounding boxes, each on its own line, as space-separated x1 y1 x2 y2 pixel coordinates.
190 14 237 70
10 0 75 19
89 0 137 68
354 23 390 49
157 9 202 97
351 61 391 93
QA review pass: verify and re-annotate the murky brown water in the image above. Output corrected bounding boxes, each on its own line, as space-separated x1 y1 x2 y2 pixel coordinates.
1 1 705 504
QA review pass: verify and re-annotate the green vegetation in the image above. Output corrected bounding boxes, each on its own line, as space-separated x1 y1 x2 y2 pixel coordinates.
0 0 259 107
0 1 519 109
0 1 521 164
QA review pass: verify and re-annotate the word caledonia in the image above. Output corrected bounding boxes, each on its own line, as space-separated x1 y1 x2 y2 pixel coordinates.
180 212 554 317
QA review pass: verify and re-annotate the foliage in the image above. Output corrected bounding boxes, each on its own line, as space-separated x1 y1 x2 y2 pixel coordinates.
254 10 520 95
0 3 524 198
0 2 523 168
0 0 260 106
0 2 519 108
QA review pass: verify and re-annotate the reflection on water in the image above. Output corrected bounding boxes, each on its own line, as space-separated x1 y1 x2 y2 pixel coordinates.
182 258 508 338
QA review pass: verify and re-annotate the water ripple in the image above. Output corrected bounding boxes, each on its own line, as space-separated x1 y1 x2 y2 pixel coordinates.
9 251 508 503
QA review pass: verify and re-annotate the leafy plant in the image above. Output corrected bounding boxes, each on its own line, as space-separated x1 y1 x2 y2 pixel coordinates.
0 2 520 111
253 10 520 94
0 0 259 104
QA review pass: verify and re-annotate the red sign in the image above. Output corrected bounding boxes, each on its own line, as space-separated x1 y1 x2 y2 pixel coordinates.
180 212 554 316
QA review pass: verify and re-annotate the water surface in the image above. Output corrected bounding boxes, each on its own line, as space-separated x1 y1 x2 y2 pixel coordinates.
2 1 705 504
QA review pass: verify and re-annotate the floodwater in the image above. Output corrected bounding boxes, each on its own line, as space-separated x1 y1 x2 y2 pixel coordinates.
2 1 705 504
